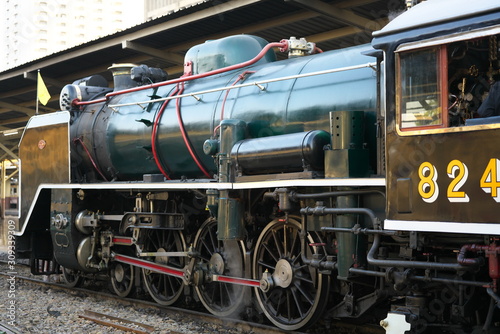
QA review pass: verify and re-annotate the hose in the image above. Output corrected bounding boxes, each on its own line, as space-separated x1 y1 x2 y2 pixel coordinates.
151 86 179 180
175 82 212 178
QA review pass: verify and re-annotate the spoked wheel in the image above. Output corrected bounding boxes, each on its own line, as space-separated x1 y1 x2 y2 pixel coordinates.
62 267 84 288
193 218 248 317
110 262 134 297
253 218 329 331
141 229 186 305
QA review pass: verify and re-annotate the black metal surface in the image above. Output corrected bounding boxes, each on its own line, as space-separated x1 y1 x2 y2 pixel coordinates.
231 130 331 174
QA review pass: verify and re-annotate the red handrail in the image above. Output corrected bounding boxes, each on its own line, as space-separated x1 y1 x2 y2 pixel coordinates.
74 41 287 107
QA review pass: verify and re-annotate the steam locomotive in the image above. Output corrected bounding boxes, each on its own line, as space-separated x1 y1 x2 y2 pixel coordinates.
13 1 500 332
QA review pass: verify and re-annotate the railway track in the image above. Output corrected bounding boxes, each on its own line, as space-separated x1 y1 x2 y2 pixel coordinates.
0 260 384 333
78 309 157 333
0 262 305 334
0 321 22 334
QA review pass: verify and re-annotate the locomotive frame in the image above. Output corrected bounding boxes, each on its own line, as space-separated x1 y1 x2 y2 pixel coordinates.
12 1 500 333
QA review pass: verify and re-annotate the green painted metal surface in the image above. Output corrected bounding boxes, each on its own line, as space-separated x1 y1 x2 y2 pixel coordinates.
74 38 377 181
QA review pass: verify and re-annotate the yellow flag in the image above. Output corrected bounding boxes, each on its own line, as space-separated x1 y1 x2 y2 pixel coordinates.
37 72 51 105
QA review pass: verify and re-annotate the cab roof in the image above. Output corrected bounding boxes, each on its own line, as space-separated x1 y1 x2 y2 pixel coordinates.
373 0 500 38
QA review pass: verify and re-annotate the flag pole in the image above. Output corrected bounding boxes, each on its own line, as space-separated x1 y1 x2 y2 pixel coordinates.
36 69 40 115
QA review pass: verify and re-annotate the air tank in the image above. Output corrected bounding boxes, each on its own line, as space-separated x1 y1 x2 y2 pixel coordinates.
69 35 377 181
230 130 331 175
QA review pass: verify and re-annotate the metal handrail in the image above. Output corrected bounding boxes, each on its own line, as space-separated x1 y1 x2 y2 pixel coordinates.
108 62 377 109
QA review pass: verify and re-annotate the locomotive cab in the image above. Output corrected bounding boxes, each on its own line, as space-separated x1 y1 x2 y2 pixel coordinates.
373 0 500 231
373 0 500 331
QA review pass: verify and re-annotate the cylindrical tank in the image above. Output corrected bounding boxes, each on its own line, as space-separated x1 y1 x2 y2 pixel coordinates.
230 130 331 174
70 35 377 181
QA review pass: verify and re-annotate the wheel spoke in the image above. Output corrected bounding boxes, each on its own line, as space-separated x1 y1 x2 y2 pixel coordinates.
291 255 300 265
290 287 306 319
208 227 217 253
201 238 214 257
286 289 294 321
257 260 275 271
219 283 224 305
163 275 169 296
295 263 309 271
283 226 289 258
272 229 284 258
289 233 300 260
262 242 280 263
224 284 234 304
149 234 159 251
294 281 315 305
164 232 172 251
294 274 314 285
210 284 217 303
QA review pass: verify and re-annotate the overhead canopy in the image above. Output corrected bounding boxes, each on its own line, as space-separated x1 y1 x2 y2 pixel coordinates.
0 0 402 157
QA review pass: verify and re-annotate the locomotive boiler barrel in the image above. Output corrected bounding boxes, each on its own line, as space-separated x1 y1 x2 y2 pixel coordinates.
230 130 331 174
69 35 377 181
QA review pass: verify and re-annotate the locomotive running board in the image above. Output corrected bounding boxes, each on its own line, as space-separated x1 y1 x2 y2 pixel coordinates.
16 178 385 237
112 253 261 288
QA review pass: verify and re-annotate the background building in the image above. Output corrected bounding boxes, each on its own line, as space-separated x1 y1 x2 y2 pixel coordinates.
0 0 146 71
144 0 202 19
0 0 204 72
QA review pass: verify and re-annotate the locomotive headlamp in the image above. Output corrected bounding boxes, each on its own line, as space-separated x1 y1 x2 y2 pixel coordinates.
60 83 111 111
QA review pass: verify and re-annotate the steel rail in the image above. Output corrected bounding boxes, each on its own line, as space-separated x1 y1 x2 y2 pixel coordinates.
0 270 300 334
0 322 22 334
78 309 155 334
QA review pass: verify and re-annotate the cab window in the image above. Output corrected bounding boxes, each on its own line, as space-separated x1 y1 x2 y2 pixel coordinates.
396 33 500 132
397 46 447 130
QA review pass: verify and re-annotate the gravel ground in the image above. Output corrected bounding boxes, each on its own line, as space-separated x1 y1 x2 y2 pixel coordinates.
0 279 247 334
0 250 255 334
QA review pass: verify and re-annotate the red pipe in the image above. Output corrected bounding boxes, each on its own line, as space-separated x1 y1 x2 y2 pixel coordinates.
73 41 287 107
151 87 179 180
458 243 500 285
457 244 488 266
152 82 211 179
214 70 255 137
72 137 109 181
175 82 212 178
